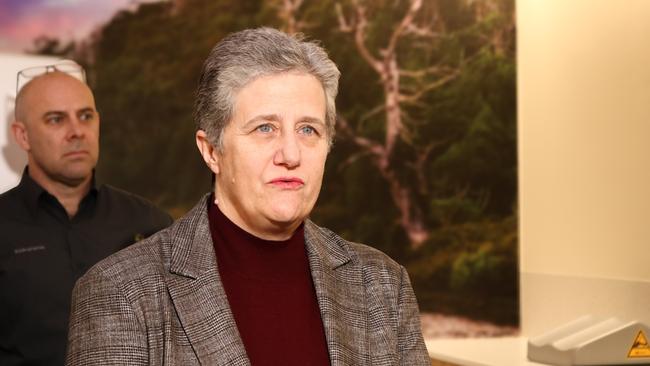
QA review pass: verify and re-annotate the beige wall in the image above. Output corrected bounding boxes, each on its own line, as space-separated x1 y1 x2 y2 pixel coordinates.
518 0 650 335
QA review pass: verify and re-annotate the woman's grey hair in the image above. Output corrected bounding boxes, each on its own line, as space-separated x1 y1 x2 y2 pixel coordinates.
194 27 340 149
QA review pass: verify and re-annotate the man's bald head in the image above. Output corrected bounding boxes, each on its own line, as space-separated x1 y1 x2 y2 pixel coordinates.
15 71 95 124
11 70 100 189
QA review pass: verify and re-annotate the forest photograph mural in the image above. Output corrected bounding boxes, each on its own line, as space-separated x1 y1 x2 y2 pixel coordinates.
8 0 518 337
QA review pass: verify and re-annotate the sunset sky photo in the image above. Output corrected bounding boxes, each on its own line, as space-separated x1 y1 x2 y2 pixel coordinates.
0 0 158 53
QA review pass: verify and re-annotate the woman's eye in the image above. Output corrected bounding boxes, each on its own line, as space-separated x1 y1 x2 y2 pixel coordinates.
256 124 273 133
299 125 317 135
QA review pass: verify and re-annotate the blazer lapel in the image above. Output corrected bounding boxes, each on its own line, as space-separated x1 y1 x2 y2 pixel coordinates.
166 195 250 366
305 221 370 365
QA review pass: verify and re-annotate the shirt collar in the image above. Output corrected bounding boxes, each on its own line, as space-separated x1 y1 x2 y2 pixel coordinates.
16 167 99 218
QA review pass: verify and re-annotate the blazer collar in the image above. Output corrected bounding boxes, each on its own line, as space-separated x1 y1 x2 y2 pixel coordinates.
304 221 370 365
168 194 214 279
304 220 352 269
166 194 249 365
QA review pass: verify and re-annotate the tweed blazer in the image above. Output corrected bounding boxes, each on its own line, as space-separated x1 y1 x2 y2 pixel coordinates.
66 195 429 365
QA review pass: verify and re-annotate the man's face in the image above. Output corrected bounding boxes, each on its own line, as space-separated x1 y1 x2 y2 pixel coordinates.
213 72 329 239
14 73 99 187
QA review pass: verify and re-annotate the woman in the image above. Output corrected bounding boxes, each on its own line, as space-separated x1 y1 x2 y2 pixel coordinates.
66 27 429 366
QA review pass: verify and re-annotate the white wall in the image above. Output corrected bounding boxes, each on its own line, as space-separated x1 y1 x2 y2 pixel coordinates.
518 0 650 335
0 53 59 193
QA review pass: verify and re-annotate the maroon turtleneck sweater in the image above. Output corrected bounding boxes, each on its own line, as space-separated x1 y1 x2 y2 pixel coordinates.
208 201 330 365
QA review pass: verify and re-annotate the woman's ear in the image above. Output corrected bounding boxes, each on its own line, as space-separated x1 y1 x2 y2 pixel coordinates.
195 130 220 175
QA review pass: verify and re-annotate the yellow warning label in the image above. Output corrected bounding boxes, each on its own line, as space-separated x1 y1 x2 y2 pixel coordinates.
628 330 650 358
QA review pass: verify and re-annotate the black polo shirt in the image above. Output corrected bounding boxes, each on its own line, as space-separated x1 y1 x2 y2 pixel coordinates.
0 170 173 366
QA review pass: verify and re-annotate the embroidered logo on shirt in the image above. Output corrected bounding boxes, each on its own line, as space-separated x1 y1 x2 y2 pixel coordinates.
14 245 46 255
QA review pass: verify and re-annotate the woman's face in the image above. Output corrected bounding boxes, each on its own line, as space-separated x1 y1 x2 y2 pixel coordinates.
212 72 329 240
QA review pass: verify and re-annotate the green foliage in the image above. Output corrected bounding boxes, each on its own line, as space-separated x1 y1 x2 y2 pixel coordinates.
408 216 518 324
451 242 509 291
426 50 517 218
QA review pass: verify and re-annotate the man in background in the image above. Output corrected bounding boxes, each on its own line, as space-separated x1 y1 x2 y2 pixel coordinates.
0 60 172 365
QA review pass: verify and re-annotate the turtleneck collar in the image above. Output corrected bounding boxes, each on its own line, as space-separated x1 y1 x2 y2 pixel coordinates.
207 197 307 281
